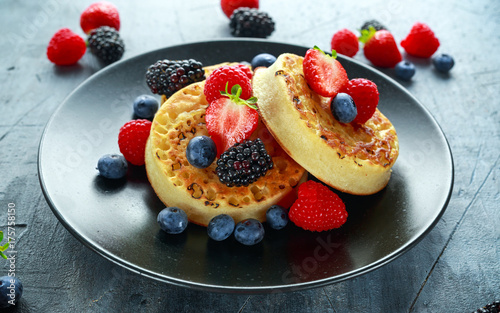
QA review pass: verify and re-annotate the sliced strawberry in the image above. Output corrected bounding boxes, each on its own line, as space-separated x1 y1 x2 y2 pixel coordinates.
360 27 402 68
302 46 349 97
205 85 259 156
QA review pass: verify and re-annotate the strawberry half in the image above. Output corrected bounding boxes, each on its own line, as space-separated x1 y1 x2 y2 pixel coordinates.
303 46 349 98
205 84 259 156
359 27 402 68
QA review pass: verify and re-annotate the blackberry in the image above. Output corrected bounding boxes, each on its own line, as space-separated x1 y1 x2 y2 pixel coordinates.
216 138 273 187
229 8 275 38
361 19 387 32
87 26 124 64
473 301 500 313
145 59 205 97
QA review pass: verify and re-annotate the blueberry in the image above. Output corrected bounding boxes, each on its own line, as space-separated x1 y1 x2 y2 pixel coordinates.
133 95 159 119
157 207 188 234
207 214 235 241
266 205 289 230
251 53 277 69
331 93 357 123
395 60 416 81
97 154 128 179
432 53 454 73
0 276 23 308
234 218 265 245
186 136 217 168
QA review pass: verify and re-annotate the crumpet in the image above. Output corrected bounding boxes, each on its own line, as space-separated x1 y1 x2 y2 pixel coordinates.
252 53 399 195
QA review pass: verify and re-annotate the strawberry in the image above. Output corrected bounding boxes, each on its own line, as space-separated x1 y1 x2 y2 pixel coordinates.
118 119 152 166
359 27 402 68
46 28 87 66
330 29 359 58
205 85 259 156
80 1 120 34
340 78 379 124
221 0 259 18
289 180 348 232
302 46 349 98
401 22 440 58
204 65 252 103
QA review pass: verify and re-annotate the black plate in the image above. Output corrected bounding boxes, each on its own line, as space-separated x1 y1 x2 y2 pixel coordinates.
38 39 454 293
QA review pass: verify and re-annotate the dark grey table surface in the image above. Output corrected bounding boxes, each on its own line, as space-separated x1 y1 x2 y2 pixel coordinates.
1 0 499 312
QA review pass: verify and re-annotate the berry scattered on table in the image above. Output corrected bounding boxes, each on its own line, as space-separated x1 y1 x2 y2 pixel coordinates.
359 27 402 68
118 119 152 166
234 218 265 245
360 19 387 32
302 46 349 98
229 7 275 38
46 28 87 66
97 154 128 179
87 26 125 64
146 59 205 98
472 301 500 313
80 1 120 34
133 95 159 119
340 78 379 124
221 0 259 19
204 65 252 103
395 60 416 81
251 53 277 69
330 29 359 57
207 214 235 241
215 138 273 187
157 207 189 234
401 22 440 58
186 136 217 169
0 276 23 308
266 205 288 230
330 93 357 123
289 180 348 232
432 53 455 73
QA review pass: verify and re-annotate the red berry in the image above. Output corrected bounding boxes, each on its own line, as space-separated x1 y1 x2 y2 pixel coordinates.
118 119 152 166
340 78 379 124
330 29 359 58
289 180 348 232
401 22 440 58
46 28 87 66
221 0 259 18
234 63 253 79
80 1 120 34
360 29 402 68
204 65 252 103
303 46 349 97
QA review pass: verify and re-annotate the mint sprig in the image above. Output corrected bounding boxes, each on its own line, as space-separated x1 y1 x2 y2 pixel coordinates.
220 83 258 110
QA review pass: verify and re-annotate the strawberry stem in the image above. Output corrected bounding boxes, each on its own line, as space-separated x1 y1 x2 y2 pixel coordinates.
220 82 258 110
358 26 377 44
313 45 338 59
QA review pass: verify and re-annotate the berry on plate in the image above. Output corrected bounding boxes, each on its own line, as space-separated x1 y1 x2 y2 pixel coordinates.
133 95 159 119
221 0 259 19
340 78 379 124
87 26 125 64
303 46 349 97
118 119 152 166
359 27 402 68
97 154 128 179
432 53 455 73
229 8 275 38
234 63 253 79
186 136 217 169
46 28 86 66
251 53 277 69
207 214 235 241
266 205 288 230
395 60 416 81
0 276 23 308
330 29 359 58
234 218 265 245
204 65 252 103
289 180 348 232
80 1 120 34
400 22 440 58
330 93 357 123
157 207 188 234
146 59 205 97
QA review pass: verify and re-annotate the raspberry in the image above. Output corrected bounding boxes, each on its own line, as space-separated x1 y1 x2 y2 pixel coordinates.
46 28 86 66
330 29 359 57
289 180 347 232
80 1 120 34
234 63 253 79
340 78 379 124
400 22 440 58
87 26 125 64
221 0 259 19
204 65 252 103
118 119 152 166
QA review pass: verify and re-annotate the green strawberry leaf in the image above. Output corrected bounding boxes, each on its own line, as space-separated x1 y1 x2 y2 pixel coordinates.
221 82 258 110
0 251 6 259
0 231 3 242
359 26 377 44
313 46 338 59
0 242 9 251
